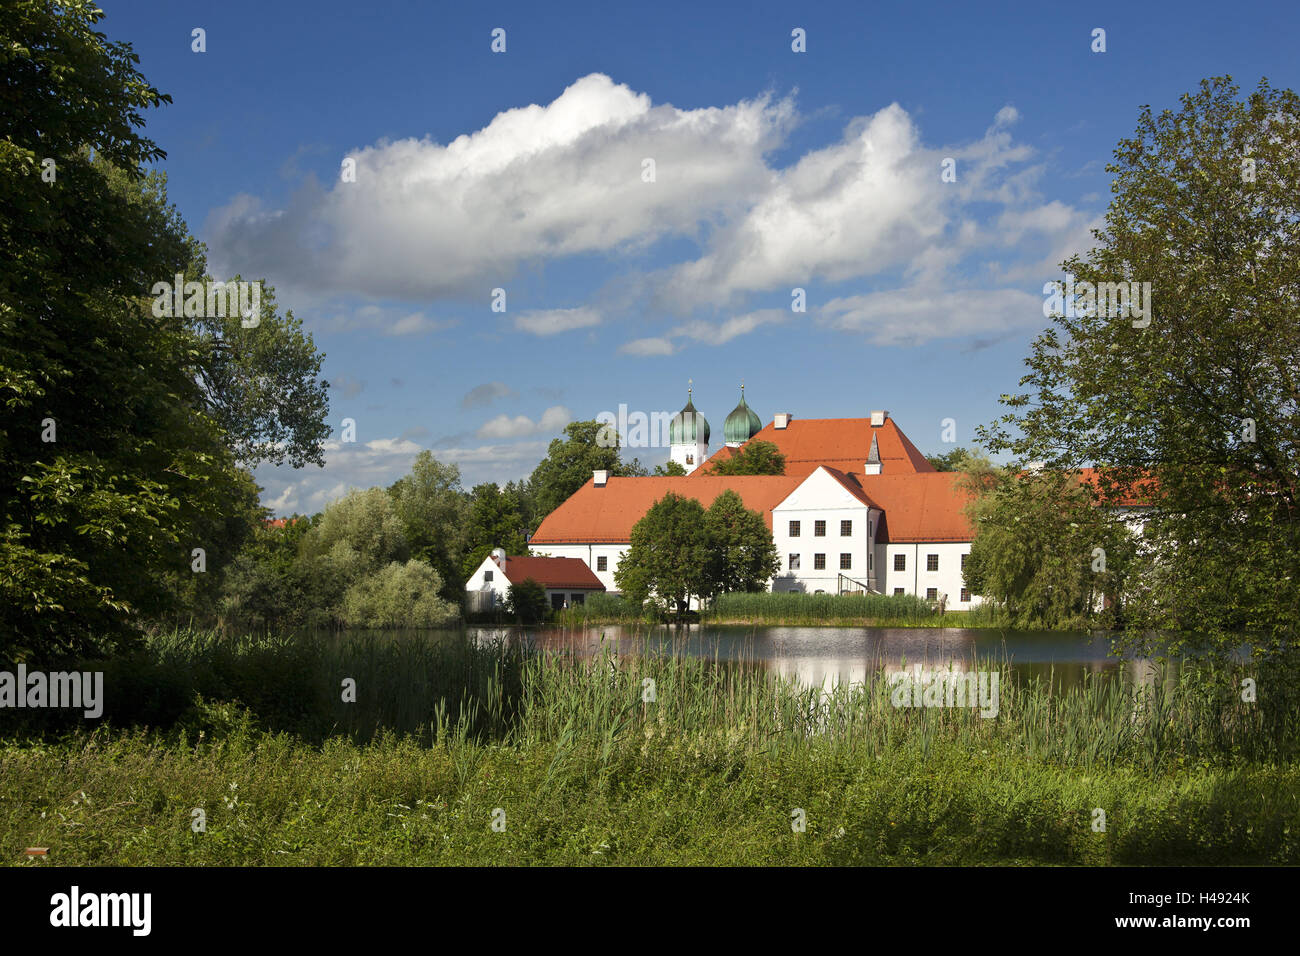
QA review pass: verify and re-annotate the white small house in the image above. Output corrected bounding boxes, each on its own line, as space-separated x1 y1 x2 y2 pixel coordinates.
465 548 606 612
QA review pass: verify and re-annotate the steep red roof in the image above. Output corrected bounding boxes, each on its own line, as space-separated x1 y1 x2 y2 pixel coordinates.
496 555 605 590
530 475 804 544
695 416 936 477
847 472 976 542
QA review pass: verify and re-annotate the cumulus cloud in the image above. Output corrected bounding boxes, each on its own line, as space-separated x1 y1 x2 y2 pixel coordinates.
208 74 792 300
514 307 601 336
210 75 1092 349
476 405 571 439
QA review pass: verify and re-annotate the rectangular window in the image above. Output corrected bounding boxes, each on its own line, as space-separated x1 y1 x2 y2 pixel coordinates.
960 588 970 602
484 570 493 582
840 520 852 536
571 593 585 605
869 552 873 570
789 553 800 570
961 553 968 571
814 520 826 536
596 556 607 571
927 554 939 572
813 553 826 570
893 587 904 596
894 554 906 572
789 520 800 537
926 587 938 600
840 553 852 570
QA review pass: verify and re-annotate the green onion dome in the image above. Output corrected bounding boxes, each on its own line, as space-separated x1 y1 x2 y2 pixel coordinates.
669 391 710 445
723 386 762 444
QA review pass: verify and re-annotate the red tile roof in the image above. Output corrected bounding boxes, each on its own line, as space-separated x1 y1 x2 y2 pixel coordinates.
695 416 936 477
497 555 606 590
846 472 977 542
530 475 805 544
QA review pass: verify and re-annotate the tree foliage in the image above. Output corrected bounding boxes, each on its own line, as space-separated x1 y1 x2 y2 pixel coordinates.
978 76 1300 656
0 3 329 659
339 560 458 628
702 490 780 597
460 482 529 581
614 493 710 611
616 491 776 612
529 420 645 520
708 440 785 475
505 578 549 625
388 451 466 599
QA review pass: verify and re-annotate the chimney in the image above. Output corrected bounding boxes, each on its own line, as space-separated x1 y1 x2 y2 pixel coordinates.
870 410 887 427
492 547 506 573
593 469 608 487
774 413 792 430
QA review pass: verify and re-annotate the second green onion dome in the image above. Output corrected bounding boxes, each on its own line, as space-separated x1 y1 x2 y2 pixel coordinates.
723 386 762 445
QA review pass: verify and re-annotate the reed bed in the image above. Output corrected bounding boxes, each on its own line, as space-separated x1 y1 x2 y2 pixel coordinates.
3 628 1296 865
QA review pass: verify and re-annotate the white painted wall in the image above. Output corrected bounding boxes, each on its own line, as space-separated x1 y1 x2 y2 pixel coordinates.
881 541 981 607
770 469 877 593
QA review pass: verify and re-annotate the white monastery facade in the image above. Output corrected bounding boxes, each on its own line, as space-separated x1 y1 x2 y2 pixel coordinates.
522 391 985 608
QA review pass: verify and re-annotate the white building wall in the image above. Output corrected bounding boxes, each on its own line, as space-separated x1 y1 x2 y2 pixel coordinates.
881 541 982 607
770 470 877 593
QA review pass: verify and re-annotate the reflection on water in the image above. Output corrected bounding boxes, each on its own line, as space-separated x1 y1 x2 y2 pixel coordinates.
466 623 1180 692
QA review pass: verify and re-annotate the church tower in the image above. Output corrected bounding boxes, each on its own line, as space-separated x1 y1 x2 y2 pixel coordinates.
668 383 710 474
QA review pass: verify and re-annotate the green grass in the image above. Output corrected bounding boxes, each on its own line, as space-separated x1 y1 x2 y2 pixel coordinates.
2 628 1296 865
701 590 1008 626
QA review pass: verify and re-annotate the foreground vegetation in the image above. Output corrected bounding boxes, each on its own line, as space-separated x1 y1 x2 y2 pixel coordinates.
3 628 1296 865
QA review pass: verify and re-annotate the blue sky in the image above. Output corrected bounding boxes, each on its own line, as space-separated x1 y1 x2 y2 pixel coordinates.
102 0 1300 514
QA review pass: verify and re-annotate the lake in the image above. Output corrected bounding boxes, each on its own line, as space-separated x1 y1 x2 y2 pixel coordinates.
461 624 1177 691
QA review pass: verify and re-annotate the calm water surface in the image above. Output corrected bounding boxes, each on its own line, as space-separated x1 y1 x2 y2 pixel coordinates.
460 624 1176 691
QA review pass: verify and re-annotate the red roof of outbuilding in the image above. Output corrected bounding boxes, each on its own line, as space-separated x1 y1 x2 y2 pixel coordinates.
497 555 606 590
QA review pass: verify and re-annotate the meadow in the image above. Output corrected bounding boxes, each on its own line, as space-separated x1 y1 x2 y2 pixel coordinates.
2 628 1296 865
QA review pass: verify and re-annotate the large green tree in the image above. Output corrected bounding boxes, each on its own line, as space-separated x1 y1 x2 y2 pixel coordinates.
962 470 1137 629
387 451 466 600
978 76 1300 657
1 2 329 658
701 490 779 598
529 419 645 520
460 482 529 581
614 492 710 613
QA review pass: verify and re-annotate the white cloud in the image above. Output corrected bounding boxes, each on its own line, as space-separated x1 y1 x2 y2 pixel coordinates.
619 336 676 356
819 287 1043 346
514 307 601 336
208 73 793 300
476 405 571 439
